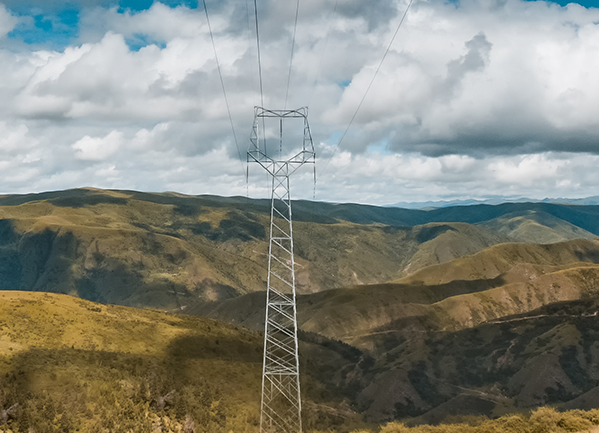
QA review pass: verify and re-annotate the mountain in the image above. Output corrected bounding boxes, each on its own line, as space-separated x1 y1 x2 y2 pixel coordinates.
388 195 599 209
194 238 599 422
195 274 599 423
1 188 598 311
481 209 598 243
4 188 599 426
1 290 598 432
387 197 534 209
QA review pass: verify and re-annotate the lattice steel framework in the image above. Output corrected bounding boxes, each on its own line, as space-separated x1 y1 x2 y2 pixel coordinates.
247 107 315 433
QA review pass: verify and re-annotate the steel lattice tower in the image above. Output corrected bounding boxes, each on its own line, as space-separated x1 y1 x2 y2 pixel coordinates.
247 107 315 433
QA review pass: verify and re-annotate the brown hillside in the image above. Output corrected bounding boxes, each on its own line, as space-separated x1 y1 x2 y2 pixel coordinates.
0 188 513 309
400 223 508 277
0 291 366 432
195 239 599 352
482 209 598 243
397 239 599 286
355 299 599 423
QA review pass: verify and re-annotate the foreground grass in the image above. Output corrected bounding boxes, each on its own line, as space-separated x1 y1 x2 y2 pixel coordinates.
0 291 263 432
0 291 364 433
344 407 599 433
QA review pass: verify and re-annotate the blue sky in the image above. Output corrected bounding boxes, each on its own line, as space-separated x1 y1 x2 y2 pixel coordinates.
7 0 598 52
1 0 599 204
6 1 198 49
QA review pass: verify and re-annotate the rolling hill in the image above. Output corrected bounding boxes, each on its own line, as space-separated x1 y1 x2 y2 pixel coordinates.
3 188 599 426
0 291 367 432
0 187 597 311
194 239 599 422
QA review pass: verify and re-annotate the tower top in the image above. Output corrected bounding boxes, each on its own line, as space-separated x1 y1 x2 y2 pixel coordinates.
247 106 315 176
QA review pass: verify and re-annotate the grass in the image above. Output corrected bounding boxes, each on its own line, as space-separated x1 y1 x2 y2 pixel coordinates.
0 291 263 432
0 291 371 433
347 407 599 433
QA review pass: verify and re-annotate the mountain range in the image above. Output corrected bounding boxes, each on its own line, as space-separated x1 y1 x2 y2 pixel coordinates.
2 188 599 427
389 195 599 209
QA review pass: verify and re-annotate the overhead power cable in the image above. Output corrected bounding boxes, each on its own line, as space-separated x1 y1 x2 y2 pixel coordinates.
201 0 244 175
253 0 265 110
307 0 339 108
319 0 415 176
245 0 256 99
252 0 267 154
284 0 301 109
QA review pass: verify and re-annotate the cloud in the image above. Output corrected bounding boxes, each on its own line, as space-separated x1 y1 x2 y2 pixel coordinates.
0 3 18 37
78 2 202 43
324 0 599 156
0 0 598 204
314 150 599 204
72 130 123 160
0 122 38 153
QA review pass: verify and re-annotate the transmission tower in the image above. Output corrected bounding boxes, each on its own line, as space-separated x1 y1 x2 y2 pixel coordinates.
247 107 315 433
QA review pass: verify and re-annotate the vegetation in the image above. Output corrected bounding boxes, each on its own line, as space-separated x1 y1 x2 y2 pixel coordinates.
351 407 599 433
4 189 599 428
0 291 370 433
1 188 599 311
0 291 263 432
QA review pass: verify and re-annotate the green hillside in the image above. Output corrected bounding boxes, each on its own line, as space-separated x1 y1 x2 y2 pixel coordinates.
0 291 367 432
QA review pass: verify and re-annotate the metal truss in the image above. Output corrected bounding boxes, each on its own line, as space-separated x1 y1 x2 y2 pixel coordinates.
247 107 315 433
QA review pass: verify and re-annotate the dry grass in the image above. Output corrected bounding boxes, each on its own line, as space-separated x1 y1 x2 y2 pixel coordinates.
346 407 599 433
0 291 263 432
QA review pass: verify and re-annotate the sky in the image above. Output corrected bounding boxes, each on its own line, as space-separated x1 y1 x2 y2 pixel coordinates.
0 0 598 205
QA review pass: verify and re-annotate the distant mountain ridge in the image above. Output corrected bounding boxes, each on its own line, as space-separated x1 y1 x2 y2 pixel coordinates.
389 195 599 209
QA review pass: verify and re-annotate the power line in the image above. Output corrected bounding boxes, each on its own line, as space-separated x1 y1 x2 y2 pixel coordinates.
253 0 265 110
252 0 267 154
319 0 415 176
284 0 301 109
201 0 244 175
245 0 257 101
307 0 339 108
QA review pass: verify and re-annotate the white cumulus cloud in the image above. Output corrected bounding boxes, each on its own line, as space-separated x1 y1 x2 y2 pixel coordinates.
0 0 598 204
72 130 123 161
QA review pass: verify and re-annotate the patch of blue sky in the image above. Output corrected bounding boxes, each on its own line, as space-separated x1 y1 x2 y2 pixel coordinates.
118 0 198 12
126 33 167 51
367 140 393 156
5 1 199 50
546 0 599 7
8 8 79 50
337 79 351 89
323 131 343 147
